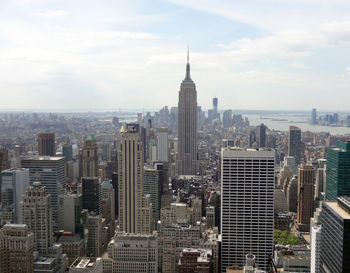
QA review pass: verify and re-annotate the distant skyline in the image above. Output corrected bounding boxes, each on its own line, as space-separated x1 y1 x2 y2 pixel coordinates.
1 0 350 110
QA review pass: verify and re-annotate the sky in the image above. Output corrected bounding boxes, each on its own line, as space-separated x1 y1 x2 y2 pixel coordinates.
1 0 350 111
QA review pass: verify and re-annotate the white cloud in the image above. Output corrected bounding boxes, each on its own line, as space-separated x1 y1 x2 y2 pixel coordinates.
39 10 66 17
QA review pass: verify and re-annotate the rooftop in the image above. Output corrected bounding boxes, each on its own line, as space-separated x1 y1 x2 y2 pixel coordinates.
326 199 350 219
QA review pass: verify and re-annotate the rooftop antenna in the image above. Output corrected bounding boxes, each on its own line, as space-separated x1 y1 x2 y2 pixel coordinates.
187 44 189 63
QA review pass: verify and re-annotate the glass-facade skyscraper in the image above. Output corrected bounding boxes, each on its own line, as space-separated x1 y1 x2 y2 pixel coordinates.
326 140 350 201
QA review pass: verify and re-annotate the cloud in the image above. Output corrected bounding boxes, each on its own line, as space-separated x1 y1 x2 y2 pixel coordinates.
39 10 66 17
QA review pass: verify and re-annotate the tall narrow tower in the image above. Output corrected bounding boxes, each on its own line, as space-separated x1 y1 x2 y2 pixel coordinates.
177 48 198 175
21 182 52 255
118 125 144 233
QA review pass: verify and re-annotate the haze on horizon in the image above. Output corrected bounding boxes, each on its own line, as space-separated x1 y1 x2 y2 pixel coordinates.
1 0 350 111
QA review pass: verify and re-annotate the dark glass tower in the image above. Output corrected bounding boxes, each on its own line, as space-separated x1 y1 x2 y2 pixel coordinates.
326 140 350 200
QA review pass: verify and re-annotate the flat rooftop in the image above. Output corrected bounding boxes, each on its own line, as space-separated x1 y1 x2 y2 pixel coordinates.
326 201 350 220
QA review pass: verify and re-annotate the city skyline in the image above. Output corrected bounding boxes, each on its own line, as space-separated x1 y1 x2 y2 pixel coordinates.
1 1 350 111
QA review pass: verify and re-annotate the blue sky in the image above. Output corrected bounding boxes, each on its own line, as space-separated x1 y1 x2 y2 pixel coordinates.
1 0 350 111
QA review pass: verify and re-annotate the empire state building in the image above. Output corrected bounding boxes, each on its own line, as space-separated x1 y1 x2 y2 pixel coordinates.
177 50 199 175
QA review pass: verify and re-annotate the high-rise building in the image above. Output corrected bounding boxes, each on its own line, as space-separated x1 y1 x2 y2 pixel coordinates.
221 147 274 271
177 50 199 175
157 127 168 162
0 224 35 273
288 126 301 165
21 156 66 229
0 147 10 171
319 197 350 273
222 110 232 128
286 176 298 213
21 182 53 255
0 168 29 224
106 233 158 273
58 193 83 236
86 212 102 258
325 140 350 200
62 144 73 162
311 225 322 273
297 165 315 231
315 167 326 201
118 125 144 234
212 97 218 118
38 133 56 156
82 177 101 214
257 123 266 148
82 137 99 178
311 108 317 125
144 168 161 224
0 147 10 204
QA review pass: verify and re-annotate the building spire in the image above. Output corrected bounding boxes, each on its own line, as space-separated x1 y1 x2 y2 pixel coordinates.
185 45 191 81
187 44 189 63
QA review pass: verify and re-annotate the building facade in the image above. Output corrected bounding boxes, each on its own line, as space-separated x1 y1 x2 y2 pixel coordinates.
38 133 56 156
0 224 34 273
21 182 53 255
297 164 315 231
21 156 66 229
157 127 168 162
221 148 275 271
288 126 301 165
320 197 350 273
118 125 144 234
177 51 199 175
325 140 350 200
0 168 30 225
106 233 158 273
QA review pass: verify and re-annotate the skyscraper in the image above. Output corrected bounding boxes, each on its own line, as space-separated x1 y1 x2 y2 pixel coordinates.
21 156 66 229
325 140 350 200
62 144 73 162
37 133 56 156
319 197 350 273
82 137 99 178
157 127 168 162
144 167 162 224
297 165 314 231
221 147 274 271
21 182 53 255
288 126 301 165
82 177 101 214
0 168 30 224
311 108 317 125
213 97 218 118
0 147 10 204
118 125 144 234
257 123 266 148
177 49 198 175
0 224 35 273
222 110 232 128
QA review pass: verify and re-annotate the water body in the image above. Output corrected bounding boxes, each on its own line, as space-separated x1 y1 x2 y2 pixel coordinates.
245 113 350 135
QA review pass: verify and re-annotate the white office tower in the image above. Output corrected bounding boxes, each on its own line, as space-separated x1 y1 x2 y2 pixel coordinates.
311 225 322 273
106 233 158 273
157 127 168 162
0 168 30 224
221 148 275 272
118 125 144 234
21 181 53 255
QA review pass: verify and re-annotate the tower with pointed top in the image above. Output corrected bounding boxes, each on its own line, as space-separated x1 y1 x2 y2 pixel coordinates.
177 49 199 175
